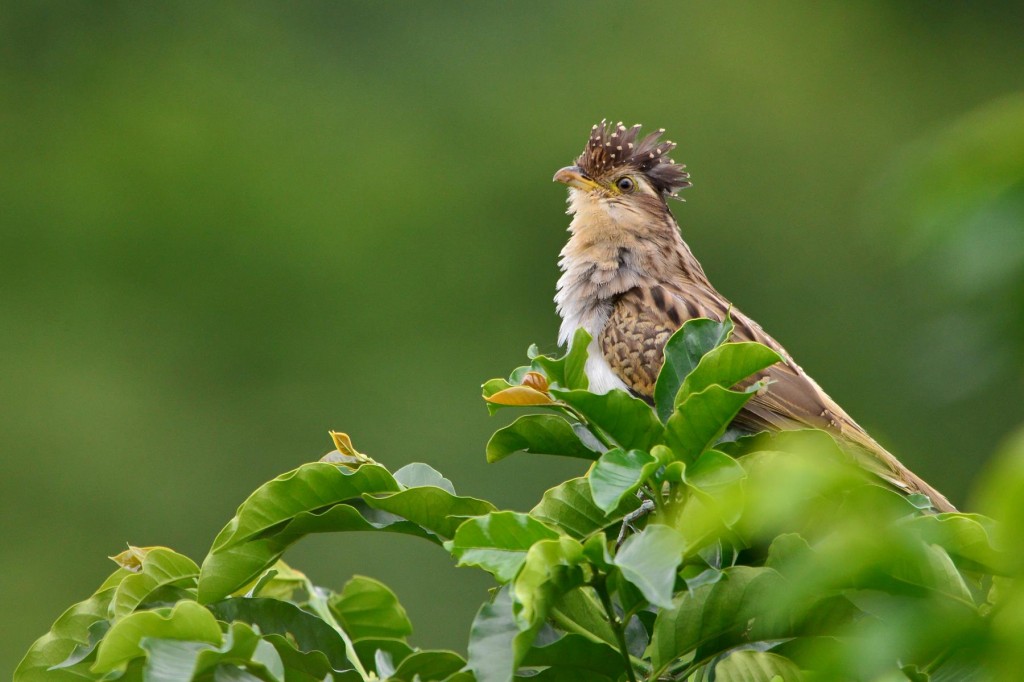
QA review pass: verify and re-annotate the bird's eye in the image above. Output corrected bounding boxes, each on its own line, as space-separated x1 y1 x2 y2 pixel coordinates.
615 176 635 192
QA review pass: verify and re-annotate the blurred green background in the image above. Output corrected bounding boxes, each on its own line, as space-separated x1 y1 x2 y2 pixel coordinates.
3 1 1024 670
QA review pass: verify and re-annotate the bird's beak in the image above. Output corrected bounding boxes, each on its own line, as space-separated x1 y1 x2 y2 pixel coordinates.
553 166 601 192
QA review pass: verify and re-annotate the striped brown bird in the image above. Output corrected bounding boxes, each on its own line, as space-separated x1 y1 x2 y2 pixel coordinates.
553 121 954 512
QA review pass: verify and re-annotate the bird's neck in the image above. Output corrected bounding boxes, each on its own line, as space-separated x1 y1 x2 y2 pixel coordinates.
554 199 708 345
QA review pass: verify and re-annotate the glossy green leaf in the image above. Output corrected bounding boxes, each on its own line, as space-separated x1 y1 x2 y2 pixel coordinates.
551 388 664 451
140 640 214 682
263 633 357 682
513 536 587 628
111 548 200 620
589 448 659 514
548 587 618 649
665 383 761 463
514 669 613 682
444 674 477 682
529 328 591 391
654 316 734 423
209 463 401 552
140 621 283 682
486 414 599 463
393 462 456 493
447 511 560 582
391 650 466 681
328 575 413 641
467 587 520 682
613 525 687 608
685 449 746 488
92 601 222 674
468 539 593 682
484 378 516 396
199 501 434 604
48 620 110 671
647 566 786 672
676 342 781 406
208 597 353 671
520 633 623 675
362 486 497 540
247 562 305 601
904 513 1004 573
714 650 803 681
352 638 414 675
531 477 640 539
14 570 131 682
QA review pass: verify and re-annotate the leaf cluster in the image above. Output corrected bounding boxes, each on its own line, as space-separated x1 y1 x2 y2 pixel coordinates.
16 321 1023 682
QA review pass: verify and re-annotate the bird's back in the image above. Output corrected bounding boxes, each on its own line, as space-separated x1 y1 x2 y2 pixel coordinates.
596 279 956 512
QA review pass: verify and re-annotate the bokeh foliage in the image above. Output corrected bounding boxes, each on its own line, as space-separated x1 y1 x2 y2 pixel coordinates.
3 1 1024 670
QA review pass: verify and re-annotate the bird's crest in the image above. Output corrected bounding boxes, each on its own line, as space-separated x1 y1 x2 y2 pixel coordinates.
577 121 692 197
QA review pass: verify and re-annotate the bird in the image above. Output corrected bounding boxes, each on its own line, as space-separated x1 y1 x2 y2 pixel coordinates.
552 120 955 513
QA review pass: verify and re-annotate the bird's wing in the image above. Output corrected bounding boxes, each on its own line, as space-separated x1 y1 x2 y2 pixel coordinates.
599 284 832 430
599 284 955 511
597 285 680 398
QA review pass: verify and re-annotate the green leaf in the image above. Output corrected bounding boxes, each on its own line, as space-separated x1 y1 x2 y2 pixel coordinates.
48 621 109 671
391 650 466 681
140 621 283 682
262 633 356 682
140 640 214 682
208 597 353 671
890 541 973 604
362 486 497 540
530 328 591 390
589 448 659 514
209 462 401 552
677 342 781 405
531 477 640 539
92 601 222 674
351 637 414 675
714 650 803 681
613 525 687 608
549 587 618 650
513 536 588 628
520 633 623 675
14 570 131 682
199 501 434 604
484 377 514 396
328 575 413 641
904 513 1005 573
247 562 305 601
447 511 561 582
665 383 762 463
199 463 443 603
467 587 520 682
486 414 600 463
647 566 787 672
550 388 664 451
654 316 734 423
685 449 747 491
393 462 456 494
111 548 200 620
466 539 593 682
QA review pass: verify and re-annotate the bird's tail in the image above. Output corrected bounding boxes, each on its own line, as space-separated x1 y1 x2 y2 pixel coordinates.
843 428 957 513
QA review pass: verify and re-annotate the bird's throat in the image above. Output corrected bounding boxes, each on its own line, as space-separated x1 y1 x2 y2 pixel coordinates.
554 194 704 350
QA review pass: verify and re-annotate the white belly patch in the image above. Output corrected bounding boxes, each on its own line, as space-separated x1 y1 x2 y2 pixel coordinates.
583 337 629 395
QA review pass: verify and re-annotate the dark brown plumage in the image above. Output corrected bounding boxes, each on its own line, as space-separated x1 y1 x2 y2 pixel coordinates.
554 121 955 512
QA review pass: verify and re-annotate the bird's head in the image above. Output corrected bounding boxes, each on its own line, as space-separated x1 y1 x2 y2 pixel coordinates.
553 121 691 212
